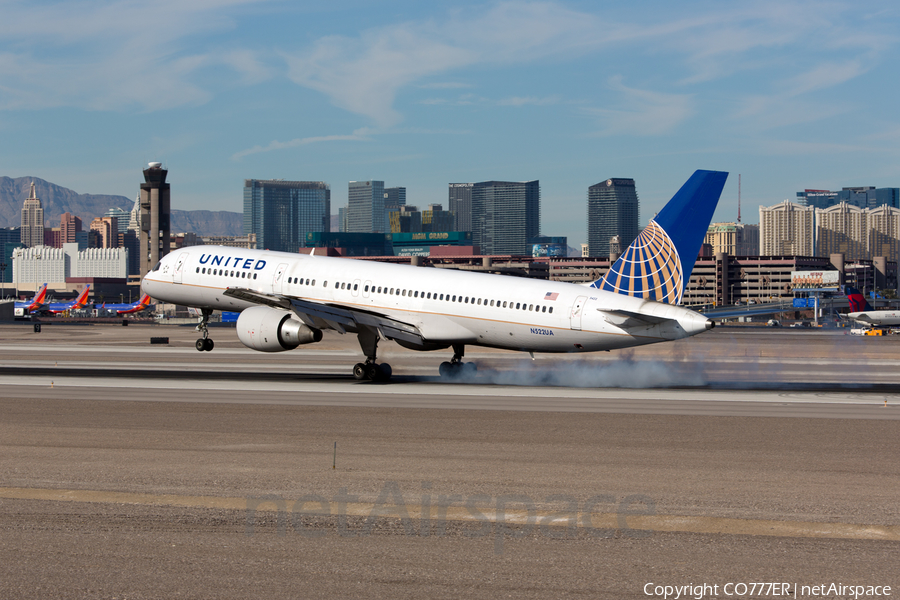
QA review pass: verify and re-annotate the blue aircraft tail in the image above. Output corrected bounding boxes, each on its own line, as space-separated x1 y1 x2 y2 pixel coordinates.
591 170 728 305
844 286 873 312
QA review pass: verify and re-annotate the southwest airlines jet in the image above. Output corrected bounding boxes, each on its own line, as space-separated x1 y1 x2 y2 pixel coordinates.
14 283 48 313
100 294 154 315
142 170 728 381
46 284 91 315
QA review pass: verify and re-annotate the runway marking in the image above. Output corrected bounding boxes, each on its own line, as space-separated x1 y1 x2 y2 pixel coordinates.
0 376 894 405
2 487 897 542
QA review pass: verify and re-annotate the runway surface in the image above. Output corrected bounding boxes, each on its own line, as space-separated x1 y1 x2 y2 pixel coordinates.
1 323 898 598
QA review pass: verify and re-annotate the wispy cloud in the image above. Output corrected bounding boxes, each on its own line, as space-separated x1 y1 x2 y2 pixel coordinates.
585 77 694 136
282 2 602 127
0 0 271 111
232 128 374 160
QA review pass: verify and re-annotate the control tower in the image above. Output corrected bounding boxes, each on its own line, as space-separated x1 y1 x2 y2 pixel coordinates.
139 162 171 278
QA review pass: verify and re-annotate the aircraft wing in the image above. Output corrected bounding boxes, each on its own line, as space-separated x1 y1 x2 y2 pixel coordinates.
222 288 425 345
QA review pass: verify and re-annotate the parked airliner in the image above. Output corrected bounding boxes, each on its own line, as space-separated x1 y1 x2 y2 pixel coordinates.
142 170 728 381
100 294 154 315
45 284 92 315
844 286 900 328
14 284 48 314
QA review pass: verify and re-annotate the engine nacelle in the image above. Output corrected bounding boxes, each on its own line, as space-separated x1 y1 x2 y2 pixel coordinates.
236 306 322 352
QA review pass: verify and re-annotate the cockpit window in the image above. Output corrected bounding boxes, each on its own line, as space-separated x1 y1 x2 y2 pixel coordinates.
152 261 161 272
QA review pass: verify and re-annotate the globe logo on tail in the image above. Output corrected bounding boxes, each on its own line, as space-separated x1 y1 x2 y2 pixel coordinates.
592 220 684 305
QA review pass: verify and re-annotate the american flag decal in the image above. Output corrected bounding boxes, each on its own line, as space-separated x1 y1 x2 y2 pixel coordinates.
544 292 559 301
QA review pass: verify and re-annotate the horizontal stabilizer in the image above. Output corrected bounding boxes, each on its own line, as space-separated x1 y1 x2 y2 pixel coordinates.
596 308 671 329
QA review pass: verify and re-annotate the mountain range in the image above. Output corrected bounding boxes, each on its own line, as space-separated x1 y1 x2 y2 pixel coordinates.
0 176 242 236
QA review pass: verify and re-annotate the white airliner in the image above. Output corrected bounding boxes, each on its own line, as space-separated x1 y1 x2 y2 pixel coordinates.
142 170 728 381
844 286 900 328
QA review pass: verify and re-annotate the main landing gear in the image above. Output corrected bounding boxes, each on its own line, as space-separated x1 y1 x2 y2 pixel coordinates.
353 326 392 382
438 344 477 378
195 308 214 352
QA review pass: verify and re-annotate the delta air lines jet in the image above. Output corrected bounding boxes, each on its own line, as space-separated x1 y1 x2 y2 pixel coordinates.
142 170 728 381
844 286 900 328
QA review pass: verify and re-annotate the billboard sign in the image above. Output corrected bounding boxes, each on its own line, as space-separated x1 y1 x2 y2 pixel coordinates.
791 271 839 289
532 243 567 258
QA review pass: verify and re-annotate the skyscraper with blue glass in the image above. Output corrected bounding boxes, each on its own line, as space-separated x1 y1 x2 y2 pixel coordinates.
243 180 330 253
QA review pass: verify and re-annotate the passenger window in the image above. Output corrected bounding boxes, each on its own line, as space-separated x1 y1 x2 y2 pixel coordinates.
529 304 534 311
390 288 394 294
426 292 431 299
324 281 327 287
311 279 315 285
195 267 199 273
242 272 246 279
452 295 456 301
516 303 521 309
254 274 258 280
549 307 553 313
402 290 406 296
377 286 382 293
502 301 507 308
439 294 444 300
542 306 546 313
365 285 369 292
337 282 341 289
353 284 358 291
413 291 418 298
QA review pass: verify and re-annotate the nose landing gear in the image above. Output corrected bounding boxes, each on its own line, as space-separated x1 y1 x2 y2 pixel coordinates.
195 308 214 352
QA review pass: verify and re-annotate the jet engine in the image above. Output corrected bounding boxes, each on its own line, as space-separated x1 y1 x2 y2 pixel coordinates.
236 306 322 352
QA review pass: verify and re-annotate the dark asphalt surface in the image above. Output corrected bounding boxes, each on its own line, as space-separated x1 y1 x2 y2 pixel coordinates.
0 323 898 599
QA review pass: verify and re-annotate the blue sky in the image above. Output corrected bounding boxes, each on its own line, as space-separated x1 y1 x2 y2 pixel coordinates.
2 0 898 245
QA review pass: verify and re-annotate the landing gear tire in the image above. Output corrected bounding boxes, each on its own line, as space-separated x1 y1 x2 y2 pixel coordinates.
379 363 392 380
353 363 367 380
205 338 214 351
439 361 476 378
196 338 214 352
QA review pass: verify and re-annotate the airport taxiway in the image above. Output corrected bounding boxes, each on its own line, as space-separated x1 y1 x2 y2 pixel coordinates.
0 323 898 599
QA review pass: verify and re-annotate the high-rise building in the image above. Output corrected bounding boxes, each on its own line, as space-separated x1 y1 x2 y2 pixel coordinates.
388 205 454 234
90 217 119 249
243 180 330 253
0 227 22 287
587 178 639 257
704 222 760 256
471 180 540 255
867 205 900 263
383 187 406 232
347 180 385 233
60 213 83 245
104 207 130 235
759 201 816 256
337 207 349 233
449 183 473 232
138 162 171 279
797 186 900 210
815 203 868 260
20 182 44 248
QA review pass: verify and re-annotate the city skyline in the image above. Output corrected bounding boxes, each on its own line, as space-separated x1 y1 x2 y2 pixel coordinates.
1 1 898 247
